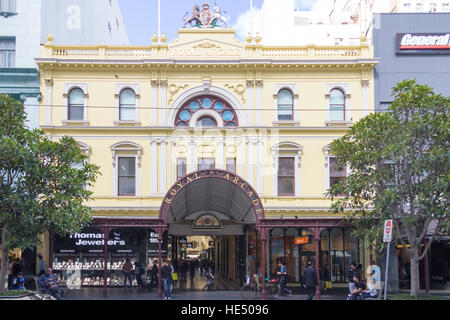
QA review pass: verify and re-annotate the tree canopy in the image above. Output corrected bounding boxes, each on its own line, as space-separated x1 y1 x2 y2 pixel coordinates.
0 94 100 291
327 80 449 297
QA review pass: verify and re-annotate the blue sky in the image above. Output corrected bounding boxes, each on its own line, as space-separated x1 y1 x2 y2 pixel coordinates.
118 0 265 45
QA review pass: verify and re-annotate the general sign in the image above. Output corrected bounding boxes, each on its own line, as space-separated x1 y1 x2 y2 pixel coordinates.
383 219 393 243
396 33 450 55
295 236 310 245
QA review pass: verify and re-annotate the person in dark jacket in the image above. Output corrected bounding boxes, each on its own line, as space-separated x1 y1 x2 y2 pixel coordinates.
303 261 318 300
161 261 173 299
348 262 358 293
148 260 159 289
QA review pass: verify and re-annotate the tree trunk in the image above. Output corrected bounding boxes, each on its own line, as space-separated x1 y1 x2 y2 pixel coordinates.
410 255 420 298
0 228 9 293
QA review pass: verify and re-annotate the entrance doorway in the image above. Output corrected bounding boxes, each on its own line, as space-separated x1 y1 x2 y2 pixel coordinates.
159 169 266 293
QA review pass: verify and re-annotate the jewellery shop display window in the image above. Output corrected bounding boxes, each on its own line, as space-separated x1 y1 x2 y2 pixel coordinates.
52 227 165 288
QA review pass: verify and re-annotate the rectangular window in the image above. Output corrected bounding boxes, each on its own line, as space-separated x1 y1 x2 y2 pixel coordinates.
198 158 215 170
177 158 186 179
429 3 437 11
442 3 449 11
278 157 295 196
226 158 236 173
0 38 15 68
329 157 346 188
416 3 422 11
0 0 16 13
118 157 136 196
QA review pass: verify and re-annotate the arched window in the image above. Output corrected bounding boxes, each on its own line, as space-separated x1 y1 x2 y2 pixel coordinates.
119 89 136 121
196 116 217 127
330 89 345 121
68 88 84 120
175 96 238 127
277 89 293 121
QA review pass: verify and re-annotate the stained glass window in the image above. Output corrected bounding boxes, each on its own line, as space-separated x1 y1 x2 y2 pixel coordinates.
175 96 238 127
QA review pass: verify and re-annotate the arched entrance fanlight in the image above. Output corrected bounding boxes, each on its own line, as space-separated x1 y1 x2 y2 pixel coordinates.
175 96 238 127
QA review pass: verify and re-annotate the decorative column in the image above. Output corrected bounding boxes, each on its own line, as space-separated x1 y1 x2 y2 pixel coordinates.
260 227 267 300
247 138 255 186
151 80 158 125
217 137 225 169
238 138 245 178
272 151 278 196
246 80 254 125
150 139 158 194
313 227 324 300
160 80 168 125
160 138 167 194
295 150 303 197
189 138 196 173
256 138 263 194
361 79 369 117
255 80 263 126
45 79 53 125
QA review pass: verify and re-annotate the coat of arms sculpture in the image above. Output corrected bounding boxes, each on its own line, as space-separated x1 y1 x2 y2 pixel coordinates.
183 2 230 28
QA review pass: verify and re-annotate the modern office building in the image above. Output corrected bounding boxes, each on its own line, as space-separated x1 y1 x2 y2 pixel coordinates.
0 0 128 128
373 12 450 290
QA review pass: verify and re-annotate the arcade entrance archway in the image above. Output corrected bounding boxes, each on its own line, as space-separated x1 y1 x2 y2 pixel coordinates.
159 169 267 296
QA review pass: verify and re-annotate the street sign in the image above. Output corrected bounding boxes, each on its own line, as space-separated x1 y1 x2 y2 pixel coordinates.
383 219 393 242
295 236 309 245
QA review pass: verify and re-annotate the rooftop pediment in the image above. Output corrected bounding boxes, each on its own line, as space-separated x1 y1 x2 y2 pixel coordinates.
169 29 244 58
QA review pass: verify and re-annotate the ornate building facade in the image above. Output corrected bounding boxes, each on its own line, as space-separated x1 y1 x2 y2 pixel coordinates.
36 25 377 298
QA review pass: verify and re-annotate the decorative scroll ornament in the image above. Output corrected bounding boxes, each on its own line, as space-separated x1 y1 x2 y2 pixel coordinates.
183 2 230 28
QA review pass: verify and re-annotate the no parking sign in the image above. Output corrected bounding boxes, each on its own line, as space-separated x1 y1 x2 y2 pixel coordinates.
383 219 393 242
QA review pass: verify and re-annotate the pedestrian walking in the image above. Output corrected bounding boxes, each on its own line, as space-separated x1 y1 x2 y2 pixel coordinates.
161 261 173 299
189 260 196 282
303 261 318 300
276 261 292 297
122 258 133 288
148 260 159 289
134 260 145 288
201 266 215 292
37 254 46 276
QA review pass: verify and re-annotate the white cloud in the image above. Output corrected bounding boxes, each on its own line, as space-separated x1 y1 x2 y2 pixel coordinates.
233 7 263 42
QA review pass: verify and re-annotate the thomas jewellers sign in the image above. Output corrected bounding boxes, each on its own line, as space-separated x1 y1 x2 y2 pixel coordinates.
397 33 450 55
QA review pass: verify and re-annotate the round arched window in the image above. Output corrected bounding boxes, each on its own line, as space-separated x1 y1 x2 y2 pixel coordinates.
175 96 238 127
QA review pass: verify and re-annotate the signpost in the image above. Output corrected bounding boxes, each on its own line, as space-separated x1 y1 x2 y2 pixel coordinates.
383 219 393 300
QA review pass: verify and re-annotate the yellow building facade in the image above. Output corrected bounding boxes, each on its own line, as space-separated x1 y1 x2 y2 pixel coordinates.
36 28 377 294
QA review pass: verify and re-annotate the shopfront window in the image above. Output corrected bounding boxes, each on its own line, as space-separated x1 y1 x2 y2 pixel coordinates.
52 227 167 288
330 228 344 282
286 228 300 282
270 228 284 276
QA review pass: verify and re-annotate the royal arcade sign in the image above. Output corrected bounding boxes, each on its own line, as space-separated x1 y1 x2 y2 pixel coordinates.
397 33 450 55
161 170 264 223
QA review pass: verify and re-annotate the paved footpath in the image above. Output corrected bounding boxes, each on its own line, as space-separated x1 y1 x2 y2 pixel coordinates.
66 287 346 300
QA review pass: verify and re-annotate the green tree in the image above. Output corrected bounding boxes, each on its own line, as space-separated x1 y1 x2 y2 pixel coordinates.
0 94 100 293
327 80 449 298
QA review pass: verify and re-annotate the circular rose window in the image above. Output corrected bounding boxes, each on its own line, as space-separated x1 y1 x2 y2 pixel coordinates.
175 96 239 127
